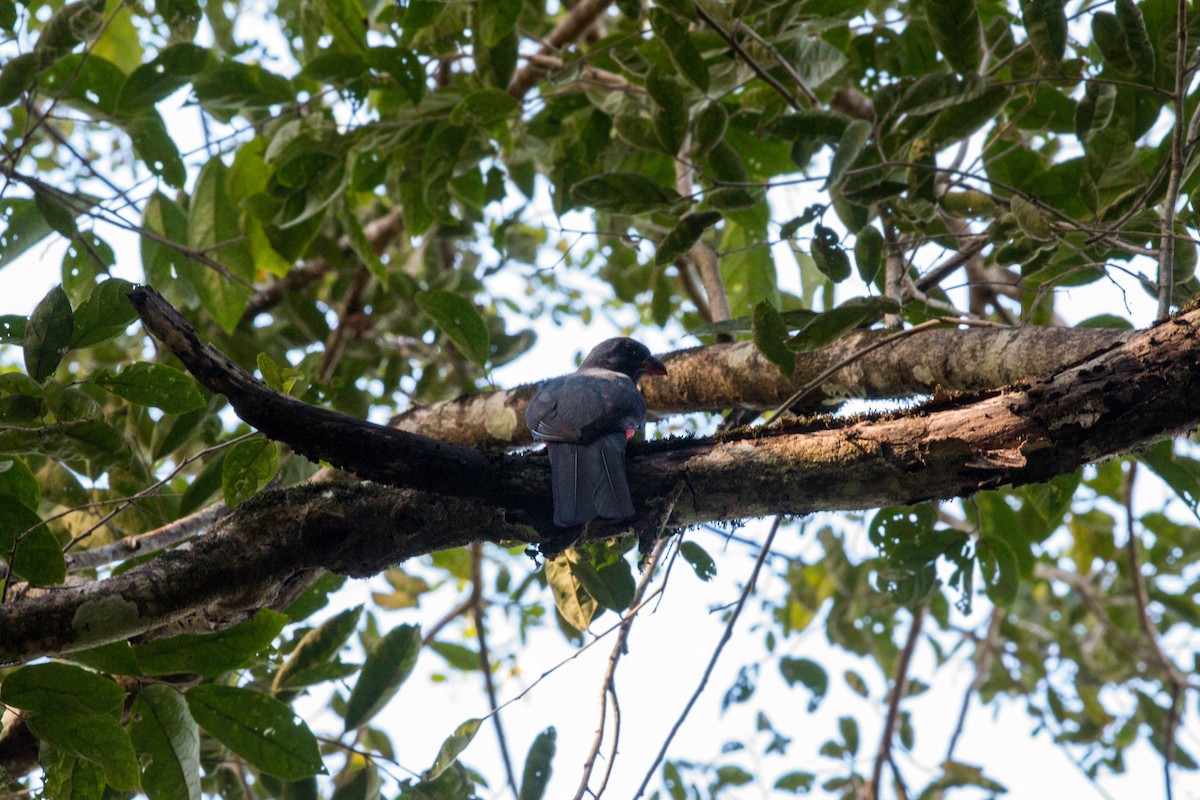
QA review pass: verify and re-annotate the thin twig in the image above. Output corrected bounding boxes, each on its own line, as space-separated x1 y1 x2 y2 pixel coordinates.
469 542 519 799
693 4 801 109
317 265 372 383
483 586 668 721
763 319 946 425
1158 0 1191 320
572 538 669 800
64 503 230 574
945 607 1002 762
1121 464 1185 800
421 597 475 647
507 0 613 99
869 605 924 800
632 516 784 799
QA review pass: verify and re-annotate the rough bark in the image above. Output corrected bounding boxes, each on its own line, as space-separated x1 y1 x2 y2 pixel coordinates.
393 326 1130 449
4 304 1197 666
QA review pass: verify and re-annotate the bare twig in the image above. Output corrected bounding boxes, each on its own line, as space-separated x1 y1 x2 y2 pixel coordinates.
868 605 924 800
632 516 784 799
317 265 372 383
469 542 519 799
763 319 946 424
1157 0 1191 320
1121 464 1185 800
508 0 614 99
945 607 1002 761
693 4 801 109
65 503 230 574
243 207 404 321
421 597 475 647
572 538 669 800
879 208 906 328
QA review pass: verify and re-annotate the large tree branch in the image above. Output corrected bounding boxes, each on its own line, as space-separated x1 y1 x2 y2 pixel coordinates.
392 325 1129 448
7 298 1195 667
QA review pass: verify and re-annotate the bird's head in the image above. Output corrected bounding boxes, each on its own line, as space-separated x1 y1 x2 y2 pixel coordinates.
580 337 668 381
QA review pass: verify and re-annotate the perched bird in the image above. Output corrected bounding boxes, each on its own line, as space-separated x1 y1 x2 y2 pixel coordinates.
525 338 668 527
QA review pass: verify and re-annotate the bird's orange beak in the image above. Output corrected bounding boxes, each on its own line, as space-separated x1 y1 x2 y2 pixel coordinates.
642 355 667 376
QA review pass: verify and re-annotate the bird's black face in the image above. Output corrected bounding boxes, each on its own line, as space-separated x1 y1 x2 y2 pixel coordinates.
580 337 668 380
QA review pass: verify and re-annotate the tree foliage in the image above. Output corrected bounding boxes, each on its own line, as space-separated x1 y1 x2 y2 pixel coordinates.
0 0 1198 798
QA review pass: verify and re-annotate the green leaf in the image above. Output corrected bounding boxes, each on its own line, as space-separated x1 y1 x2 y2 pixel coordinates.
752 301 795 379
895 73 987 117
134 609 289 676
24 285 74 382
188 159 253 332
924 0 982 73
191 60 294 116
0 198 56 269
414 290 491 366
450 87 518 126
648 8 708 92
810 224 851 283
26 713 140 791
853 226 884 284
64 641 143 677
41 743 107 800
69 277 138 348
570 173 682 214
647 67 688 156
767 110 850 143
2 663 138 789
826 119 870 188
117 42 210 113
783 36 842 87
1019 0 1066 64
0 497 64 586
838 715 860 755
34 187 80 239
691 102 728 159
398 0 445 33
720 218 779 316
0 52 40 107
0 314 26 343
0 457 39 509
1009 196 1054 243
655 211 721 266
679 541 717 582
430 640 480 671
774 771 816 794
185 685 325 781
478 0 521 47
977 536 1020 605
121 111 187 187
222 437 281 506
518 727 556 800
130 685 202 800
62 231 115 306
96 362 205 413
343 623 422 730
1115 0 1155 83
788 297 898 352
274 605 363 691
1 663 124 717
779 657 828 712
422 719 482 782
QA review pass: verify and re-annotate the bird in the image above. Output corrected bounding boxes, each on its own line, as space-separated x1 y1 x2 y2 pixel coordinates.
525 337 668 527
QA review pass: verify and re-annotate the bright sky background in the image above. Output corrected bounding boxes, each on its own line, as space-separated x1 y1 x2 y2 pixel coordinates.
2 5 1199 799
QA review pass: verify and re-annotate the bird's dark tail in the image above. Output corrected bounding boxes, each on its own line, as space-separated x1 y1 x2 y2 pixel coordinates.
547 433 635 526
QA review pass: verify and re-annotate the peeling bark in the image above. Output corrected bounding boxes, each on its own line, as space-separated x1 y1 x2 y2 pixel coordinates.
394 325 1129 448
